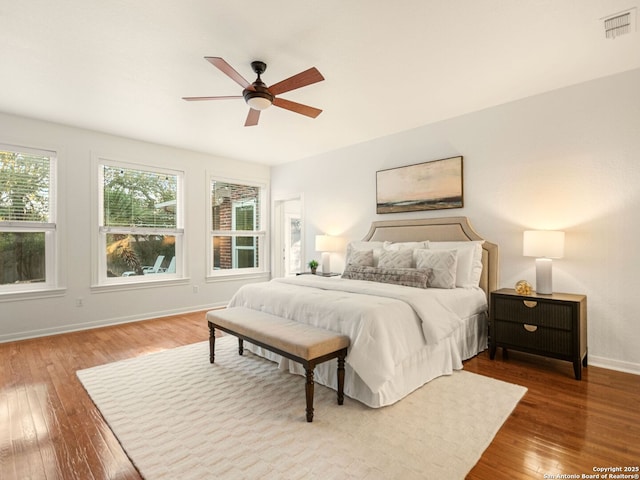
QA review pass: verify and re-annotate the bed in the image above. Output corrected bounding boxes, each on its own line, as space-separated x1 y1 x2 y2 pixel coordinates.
227 216 498 408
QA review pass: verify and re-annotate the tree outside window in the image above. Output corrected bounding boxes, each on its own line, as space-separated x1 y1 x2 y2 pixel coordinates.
0 146 56 291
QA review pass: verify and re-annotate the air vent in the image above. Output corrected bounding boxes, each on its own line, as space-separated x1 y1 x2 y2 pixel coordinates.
603 9 636 39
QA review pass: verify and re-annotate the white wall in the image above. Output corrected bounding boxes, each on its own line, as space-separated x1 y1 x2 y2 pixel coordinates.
272 68 640 374
0 112 270 341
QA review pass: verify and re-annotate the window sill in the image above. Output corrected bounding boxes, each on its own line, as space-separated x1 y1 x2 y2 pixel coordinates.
0 287 67 303
206 271 270 283
91 277 191 293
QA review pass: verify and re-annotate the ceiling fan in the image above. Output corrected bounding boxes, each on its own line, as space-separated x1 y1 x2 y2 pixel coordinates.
182 57 325 127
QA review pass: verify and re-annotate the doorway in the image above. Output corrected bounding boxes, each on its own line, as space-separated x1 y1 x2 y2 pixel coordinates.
273 197 303 278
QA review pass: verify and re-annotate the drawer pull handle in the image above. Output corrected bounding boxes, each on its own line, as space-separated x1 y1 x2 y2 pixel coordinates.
523 300 538 308
523 324 538 332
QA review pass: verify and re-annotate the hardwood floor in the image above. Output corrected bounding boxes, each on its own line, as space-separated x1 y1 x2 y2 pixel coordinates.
1 311 638 479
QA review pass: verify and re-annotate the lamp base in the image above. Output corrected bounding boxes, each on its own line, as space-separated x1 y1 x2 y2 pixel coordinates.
535 258 553 294
321 252 331 274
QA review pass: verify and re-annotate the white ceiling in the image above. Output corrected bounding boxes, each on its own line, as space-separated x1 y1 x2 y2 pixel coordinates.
1 1 639 165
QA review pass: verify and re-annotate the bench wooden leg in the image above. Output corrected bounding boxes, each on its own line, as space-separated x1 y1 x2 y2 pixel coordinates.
337 352 346 405
209 323 215 364
238 338 244 356
305 367 314 422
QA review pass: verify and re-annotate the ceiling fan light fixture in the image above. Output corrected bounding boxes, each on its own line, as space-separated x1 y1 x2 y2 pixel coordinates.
243 82 274 110
247 96 271 110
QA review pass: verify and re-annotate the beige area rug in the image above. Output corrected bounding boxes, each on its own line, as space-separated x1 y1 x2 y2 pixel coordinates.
77 336 526 480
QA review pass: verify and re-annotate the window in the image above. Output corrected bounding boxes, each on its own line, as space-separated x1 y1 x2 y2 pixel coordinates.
97 160 183 283
0 145 57 293
210 178 266 276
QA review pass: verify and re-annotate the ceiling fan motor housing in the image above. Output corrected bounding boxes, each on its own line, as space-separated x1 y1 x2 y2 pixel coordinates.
244 61 273 110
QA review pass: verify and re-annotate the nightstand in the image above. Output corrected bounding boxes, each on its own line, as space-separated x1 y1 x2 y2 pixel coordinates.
296 272 341 277
490 288 587 380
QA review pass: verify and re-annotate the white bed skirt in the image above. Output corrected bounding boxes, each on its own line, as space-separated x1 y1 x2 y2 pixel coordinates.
244 311 488 408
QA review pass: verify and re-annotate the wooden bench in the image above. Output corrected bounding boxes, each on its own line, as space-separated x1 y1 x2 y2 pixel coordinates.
206 307 350 422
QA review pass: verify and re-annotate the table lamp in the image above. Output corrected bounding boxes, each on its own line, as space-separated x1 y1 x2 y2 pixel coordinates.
315 235 338 274
523 230 565 294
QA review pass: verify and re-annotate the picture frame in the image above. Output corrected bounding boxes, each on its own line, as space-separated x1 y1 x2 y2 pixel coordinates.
376 156 463 214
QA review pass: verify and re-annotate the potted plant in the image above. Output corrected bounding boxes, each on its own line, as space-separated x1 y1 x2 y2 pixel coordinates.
308 259 319 274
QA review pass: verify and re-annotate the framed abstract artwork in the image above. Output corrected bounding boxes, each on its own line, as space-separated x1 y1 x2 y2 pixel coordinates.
376 156 463 214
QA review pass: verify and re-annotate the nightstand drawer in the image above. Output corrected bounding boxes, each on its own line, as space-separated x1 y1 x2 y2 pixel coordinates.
494 298 572 330
494 321 572 356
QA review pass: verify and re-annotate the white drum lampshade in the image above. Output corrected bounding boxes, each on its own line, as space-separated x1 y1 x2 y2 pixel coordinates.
523 230 565 295
315 235 339 274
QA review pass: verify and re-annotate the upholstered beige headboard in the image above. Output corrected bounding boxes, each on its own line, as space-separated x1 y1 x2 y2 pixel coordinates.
362 216 499 298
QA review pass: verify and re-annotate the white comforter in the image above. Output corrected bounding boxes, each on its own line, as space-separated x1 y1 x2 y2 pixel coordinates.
228 275 487 393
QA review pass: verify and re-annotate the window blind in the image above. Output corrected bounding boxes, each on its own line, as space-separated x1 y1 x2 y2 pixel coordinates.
0 150 51 223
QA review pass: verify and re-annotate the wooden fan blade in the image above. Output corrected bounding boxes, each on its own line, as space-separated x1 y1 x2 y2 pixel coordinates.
205 57 254 90
268 67 324 96
182 96 243 101
245 108 260 126
273 97 322 118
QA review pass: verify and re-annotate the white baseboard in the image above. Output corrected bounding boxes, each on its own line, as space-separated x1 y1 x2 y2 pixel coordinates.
0 302 227 344
589 355 640 376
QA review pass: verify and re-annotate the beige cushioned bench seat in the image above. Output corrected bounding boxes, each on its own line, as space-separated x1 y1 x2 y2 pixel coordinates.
206 307 350 422
208 307 350 360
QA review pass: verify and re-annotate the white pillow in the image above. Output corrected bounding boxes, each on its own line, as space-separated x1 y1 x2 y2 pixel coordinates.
378 248 414 268
345 241 384 267
429 241 484 287
415 249 457 289
383 241 428 251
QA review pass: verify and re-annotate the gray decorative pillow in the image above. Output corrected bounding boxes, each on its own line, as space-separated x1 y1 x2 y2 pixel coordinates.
342 265 430 289
345 241 384 267
415 249 457 289
429 241 484 287
347 249 374 267
377 248 413 268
